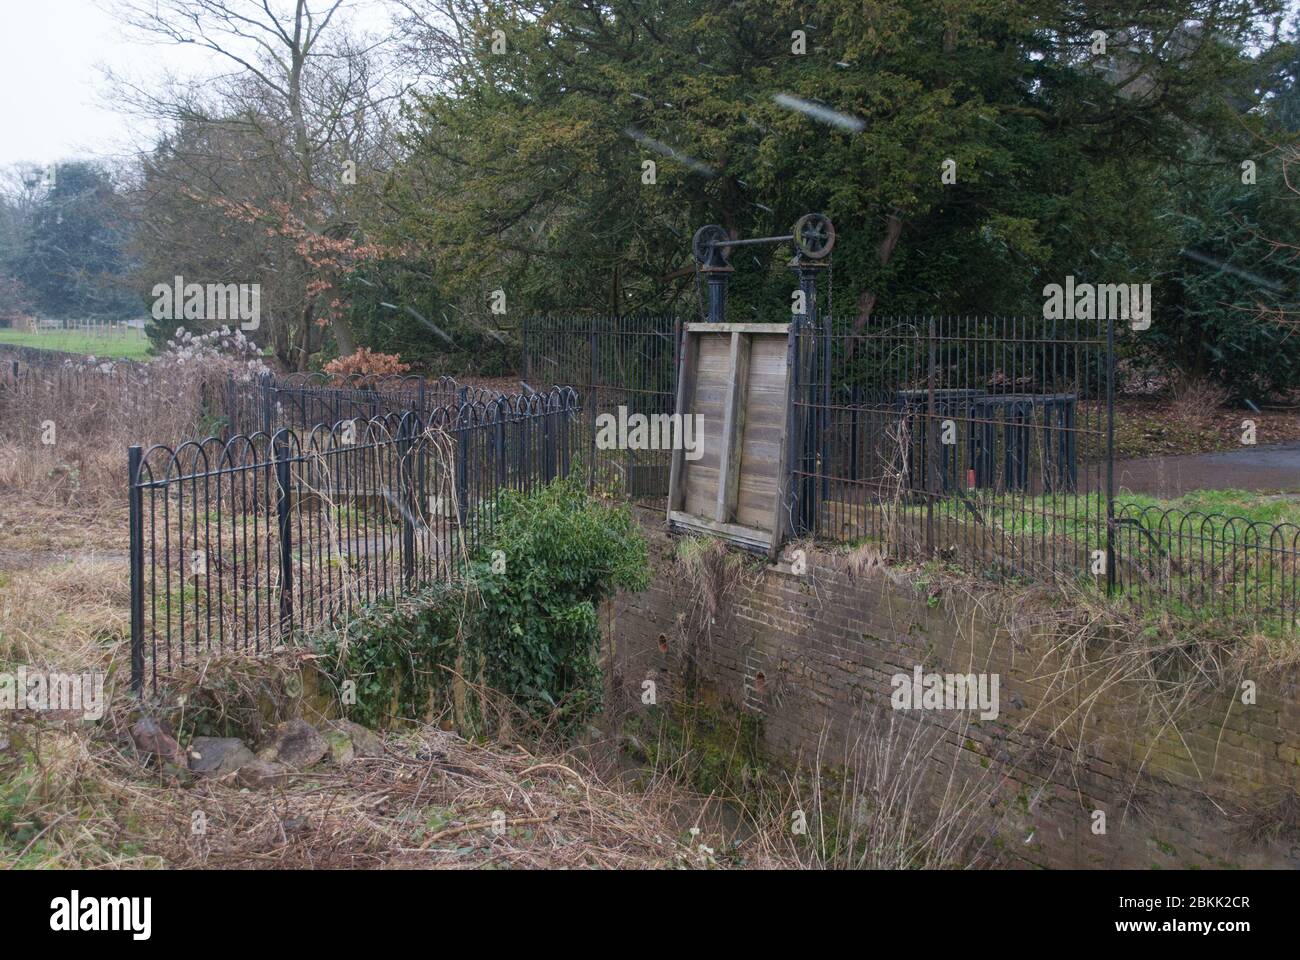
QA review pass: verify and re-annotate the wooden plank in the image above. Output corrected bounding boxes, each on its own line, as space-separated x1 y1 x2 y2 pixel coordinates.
714 332 750 523
736 336 788 530
682 334 730 516
684 323 791 334
665 329 699 514
668 510 773 552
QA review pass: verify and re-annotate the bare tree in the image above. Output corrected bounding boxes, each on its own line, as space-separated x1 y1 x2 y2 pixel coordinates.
108 0 408 368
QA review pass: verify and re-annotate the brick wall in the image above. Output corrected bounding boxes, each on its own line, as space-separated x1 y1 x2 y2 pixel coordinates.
604 508 1300 869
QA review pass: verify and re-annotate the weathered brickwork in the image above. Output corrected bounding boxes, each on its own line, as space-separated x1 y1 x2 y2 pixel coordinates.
605 509 1300 869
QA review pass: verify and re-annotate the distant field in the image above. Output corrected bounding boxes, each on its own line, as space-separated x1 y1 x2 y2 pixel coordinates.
0 327 152 360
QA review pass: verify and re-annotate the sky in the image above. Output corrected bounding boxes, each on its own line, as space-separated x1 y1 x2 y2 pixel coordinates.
1 0 1295 174
0 0 397 171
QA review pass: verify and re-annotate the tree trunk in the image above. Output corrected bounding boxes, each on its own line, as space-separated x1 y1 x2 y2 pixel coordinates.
330 311 357 360
853 211 905 334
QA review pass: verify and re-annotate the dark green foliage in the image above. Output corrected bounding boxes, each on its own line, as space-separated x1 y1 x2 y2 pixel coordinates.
9 163 138 320
1140 167 1300 401
310 481 649 732
334 260 516 375
315 583 467 729
466 478 650 728
389 0 1286 334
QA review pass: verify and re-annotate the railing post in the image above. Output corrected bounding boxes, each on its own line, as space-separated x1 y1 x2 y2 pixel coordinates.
399 415 416 590
587 324 597 492
542 404 556 483
261 374 275 435
925 316 937 556
495 413 507 488
273 430 294 633
1105 316 1116 595
128 445 145 695
455 406 469 534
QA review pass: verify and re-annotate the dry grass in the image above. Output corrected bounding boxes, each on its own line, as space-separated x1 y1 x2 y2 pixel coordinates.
2 713 734 869
0 491 776 870
1169 377 1231 431
746 709 1001 870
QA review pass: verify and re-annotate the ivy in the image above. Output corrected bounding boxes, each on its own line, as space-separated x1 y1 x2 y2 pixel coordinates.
311 480 649 734
466 477 650 730
314 583 466 730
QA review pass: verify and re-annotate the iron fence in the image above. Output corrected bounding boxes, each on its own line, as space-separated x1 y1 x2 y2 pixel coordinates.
1111 504 1299 635
789 315 1110 578
519 312 1297 635
220 371 503 436
521 314 680 505
0 348 197 444
128 387 580 692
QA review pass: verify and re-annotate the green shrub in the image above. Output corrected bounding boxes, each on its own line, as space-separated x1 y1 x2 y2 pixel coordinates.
314 583 467 729
467 478 649 729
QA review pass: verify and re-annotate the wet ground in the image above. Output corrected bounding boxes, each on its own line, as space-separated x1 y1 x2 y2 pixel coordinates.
1115 441 1300 497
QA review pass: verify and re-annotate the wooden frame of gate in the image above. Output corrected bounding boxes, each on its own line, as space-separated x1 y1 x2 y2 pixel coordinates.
666 322 794 558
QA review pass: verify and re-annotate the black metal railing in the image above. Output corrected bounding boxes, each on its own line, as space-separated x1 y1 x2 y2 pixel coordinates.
519 312 1298 636
128 387 580 692
521 314 680 505
788 316 1110 578
1112 504 1299 634
221 372 506 436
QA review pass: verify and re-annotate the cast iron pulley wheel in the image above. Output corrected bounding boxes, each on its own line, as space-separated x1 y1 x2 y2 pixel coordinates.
793 213 835 259
692 224 730 265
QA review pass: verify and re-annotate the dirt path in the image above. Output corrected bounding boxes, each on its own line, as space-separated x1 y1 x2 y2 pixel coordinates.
1115 441 1300 497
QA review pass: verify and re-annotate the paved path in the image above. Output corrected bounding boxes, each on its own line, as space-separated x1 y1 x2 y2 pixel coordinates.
1115 442 1300 498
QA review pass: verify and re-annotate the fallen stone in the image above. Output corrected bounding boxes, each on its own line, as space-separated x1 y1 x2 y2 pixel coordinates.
325 729 354 766
257 718 328 769
236 758 290 790
131 717 186 766
189 737 255 777
333 719 384 759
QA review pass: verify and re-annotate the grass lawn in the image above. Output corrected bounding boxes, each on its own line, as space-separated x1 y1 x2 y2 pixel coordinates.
0 327 152 360
922 487 1300 549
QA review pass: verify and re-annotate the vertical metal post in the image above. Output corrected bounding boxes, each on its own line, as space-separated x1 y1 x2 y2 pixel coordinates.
273 431 294 632
455 407 469 531
850 385 861 482
821 310 831 503
261 374 274 435
925 316 937 555
542 405 556 482
587 325 597 492
706 272 730 324
495 411 507 488
1105 317 1116 595
783 324 801 541
791 260 822 534
128 445 145 695
399 415 416 589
